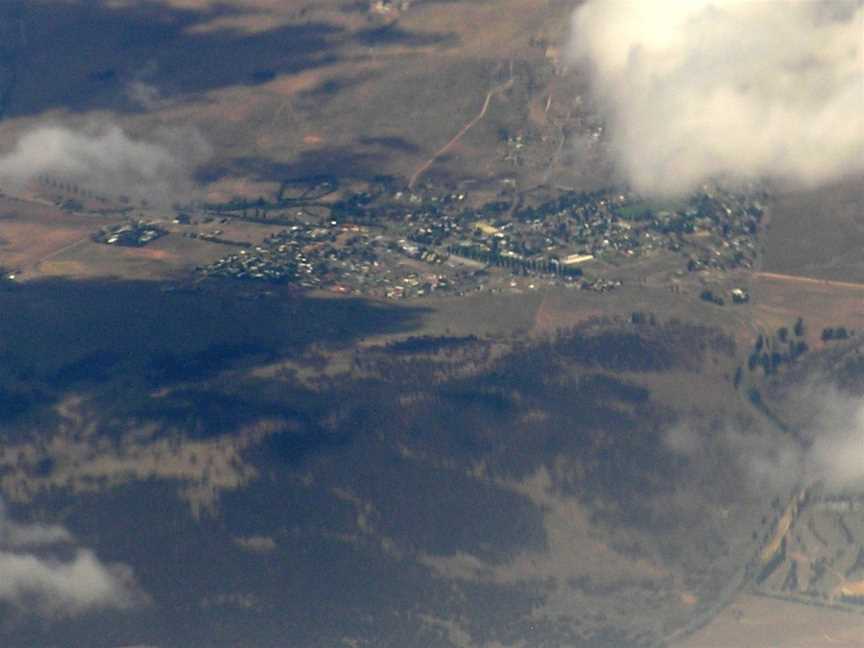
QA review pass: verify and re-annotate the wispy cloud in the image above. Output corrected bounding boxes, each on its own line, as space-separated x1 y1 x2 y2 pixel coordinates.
0 122 211 203
666 385 864 495
804 387 864 489
125 81 168 111
0 498 143 617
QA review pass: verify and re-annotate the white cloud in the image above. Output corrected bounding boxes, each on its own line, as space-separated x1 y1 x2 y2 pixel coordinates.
0 123 211 203
0 549 136 616
567 0 864 196
804 387 864 489
663 419 802 495
0 498 142 617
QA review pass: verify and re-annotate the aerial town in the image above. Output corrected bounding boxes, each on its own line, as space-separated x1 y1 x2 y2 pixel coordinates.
176 178 765 300
27 170 766 302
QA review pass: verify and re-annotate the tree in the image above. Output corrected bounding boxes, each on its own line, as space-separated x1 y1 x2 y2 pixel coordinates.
836 327 849 340
748 352 759 371
794 317 805 337
700 289 723 305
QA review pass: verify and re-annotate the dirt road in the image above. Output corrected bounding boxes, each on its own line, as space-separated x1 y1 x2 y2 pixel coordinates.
408 78 515 189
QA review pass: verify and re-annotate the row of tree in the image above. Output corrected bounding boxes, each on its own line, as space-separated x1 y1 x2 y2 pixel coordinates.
748 319 809 376
821 327 850 342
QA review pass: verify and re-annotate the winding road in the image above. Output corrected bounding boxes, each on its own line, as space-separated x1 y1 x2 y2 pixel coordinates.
408 78 514 189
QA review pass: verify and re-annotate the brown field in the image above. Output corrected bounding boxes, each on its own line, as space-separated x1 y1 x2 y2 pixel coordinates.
0 185 302 281
0 195 116 276
762 177 864 283
750 272 864 348
30 226 271 281
0 0 594 195
531 275 756 344
676 594 864 648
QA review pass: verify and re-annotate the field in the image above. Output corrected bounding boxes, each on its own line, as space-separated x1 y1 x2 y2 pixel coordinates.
677 594 864 648
0 271 779 646
0 0 596 198
0 194 253 281
762 177 864 283
750 272 864 348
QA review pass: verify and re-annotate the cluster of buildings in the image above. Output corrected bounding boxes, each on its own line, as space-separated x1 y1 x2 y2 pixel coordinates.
447 187 763 275
369 0 415 17
197 219 476 298
195 181 765 300
93 220 166 247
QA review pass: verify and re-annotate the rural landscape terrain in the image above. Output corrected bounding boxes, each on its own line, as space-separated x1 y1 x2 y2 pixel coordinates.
0 1 862 647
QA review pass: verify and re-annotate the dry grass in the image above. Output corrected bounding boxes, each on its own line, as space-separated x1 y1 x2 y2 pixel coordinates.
751 272 864 349
677 594 864 648
1 0 583 195
761 176 864 281
0 398 291 517
0 195 114 275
